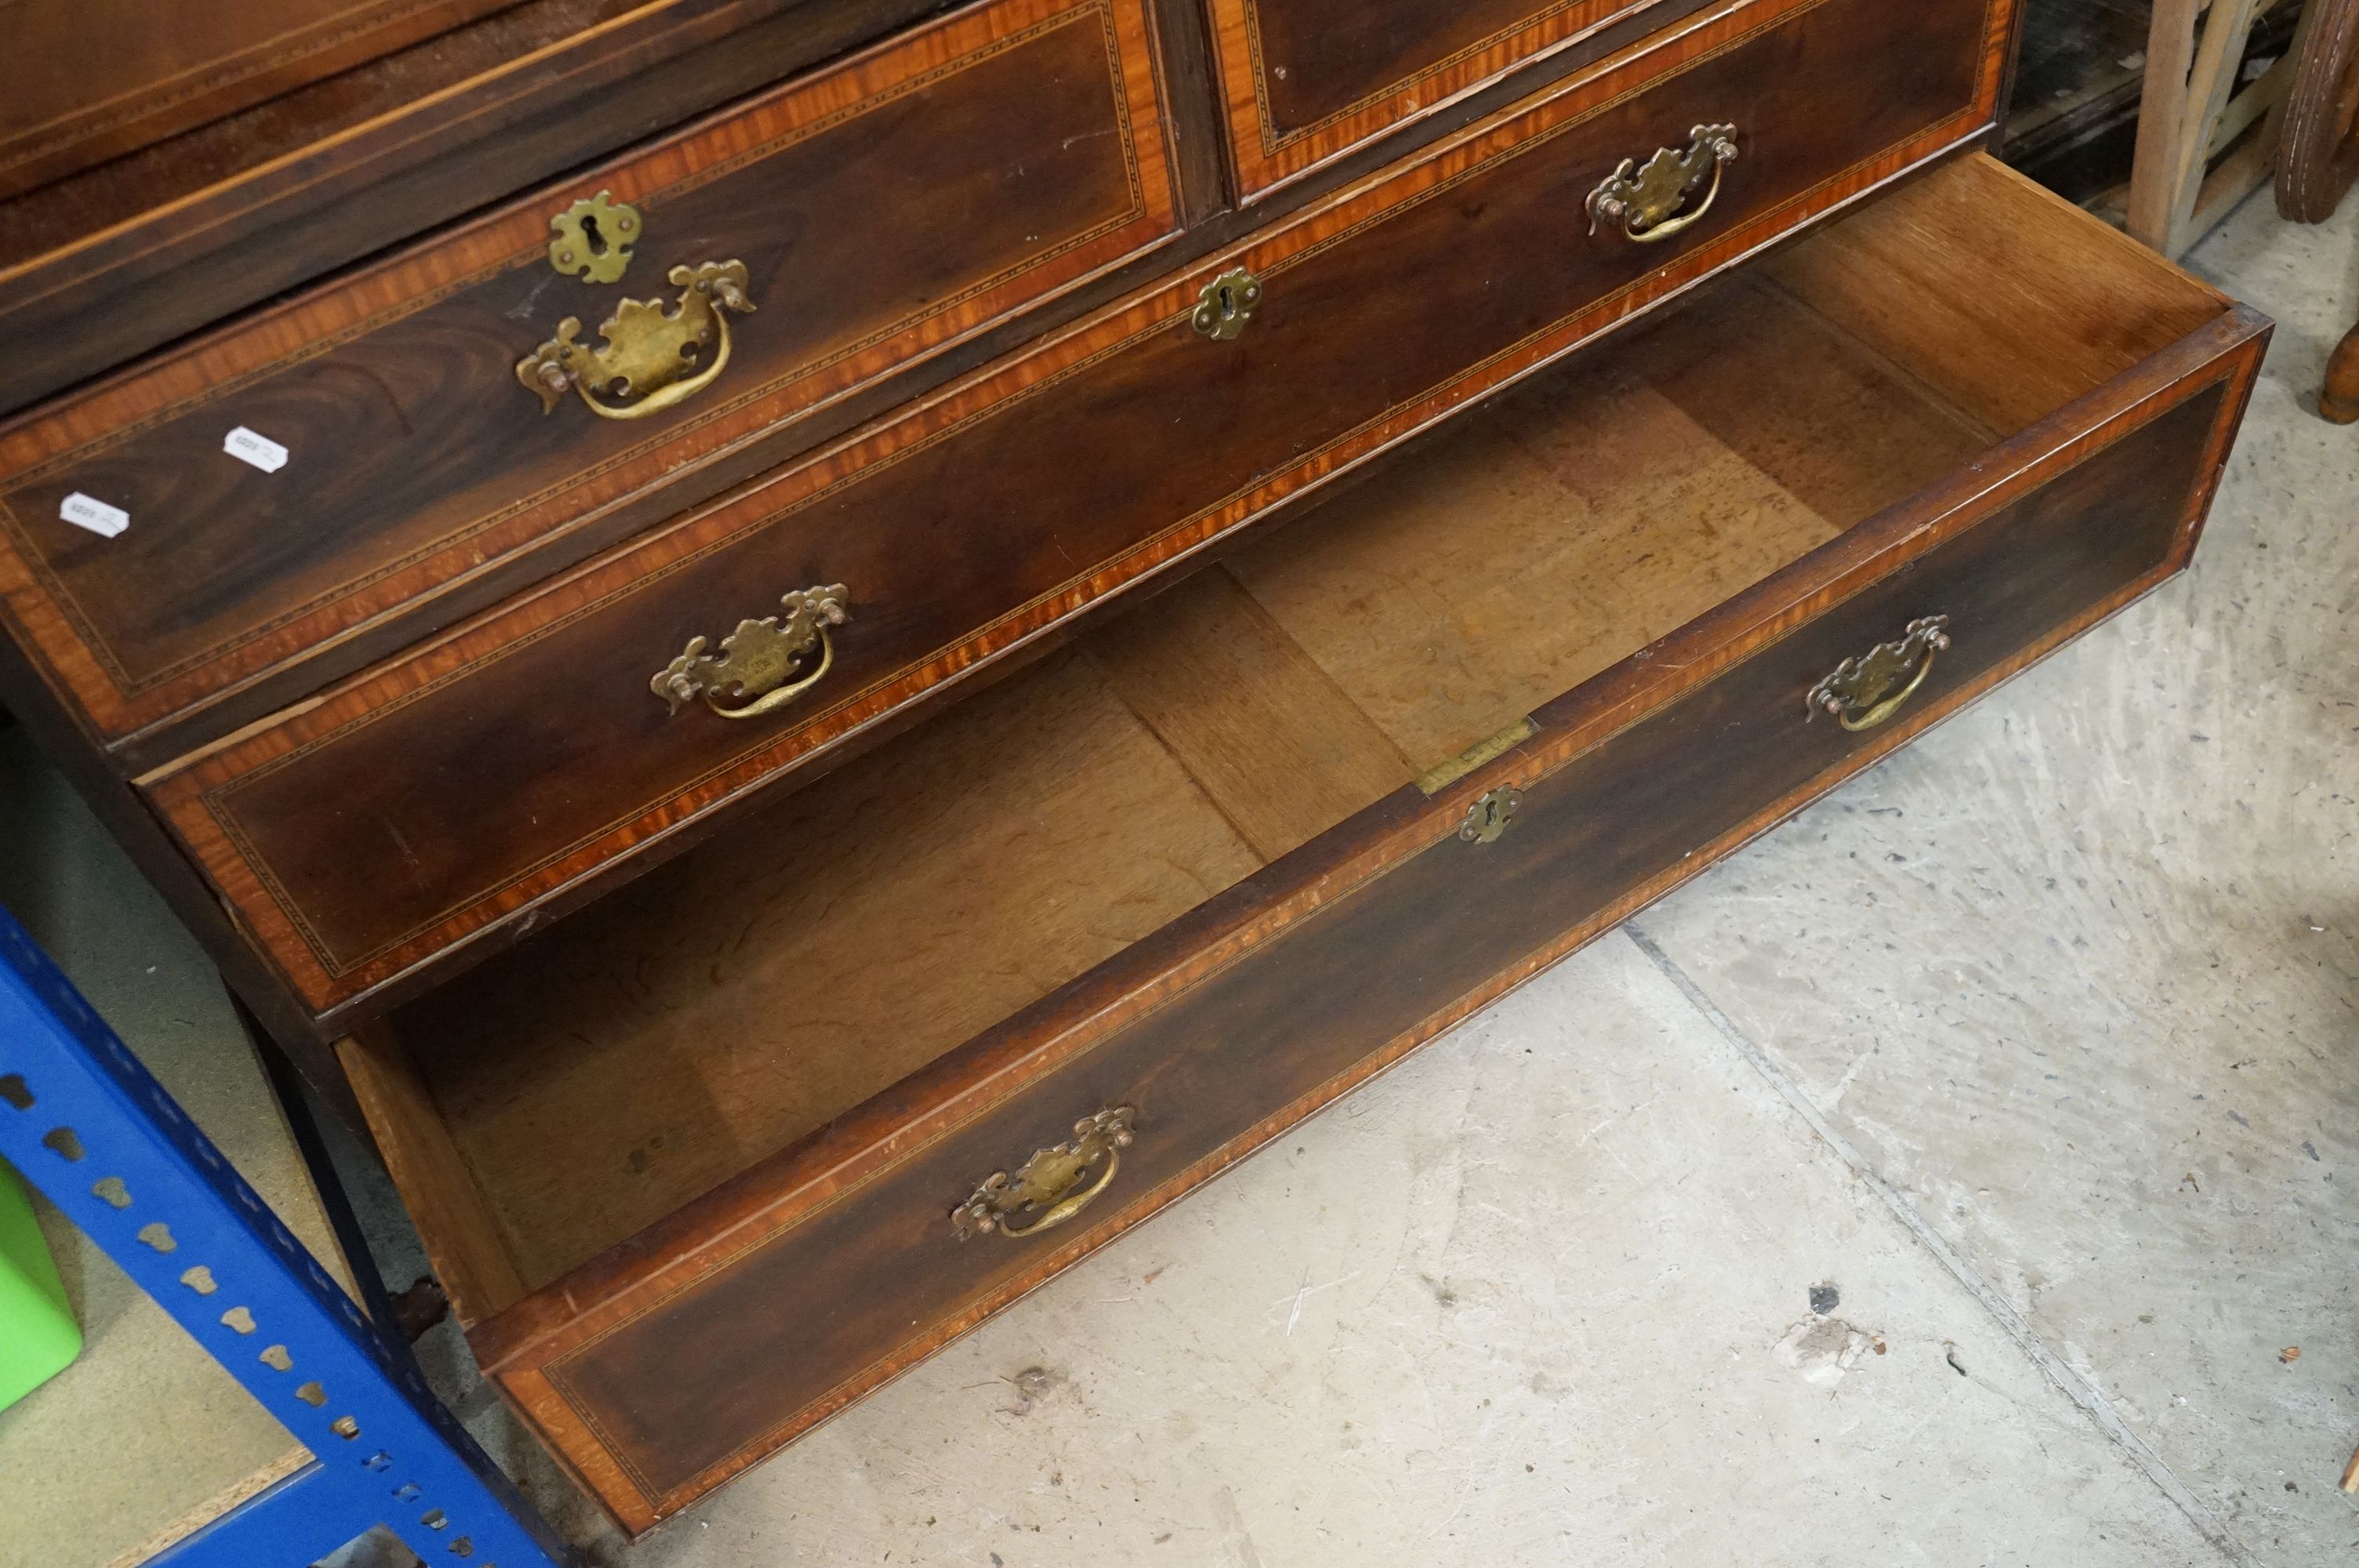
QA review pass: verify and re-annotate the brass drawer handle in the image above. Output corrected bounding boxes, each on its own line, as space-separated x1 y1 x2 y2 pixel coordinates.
517 260 756 420
1587 124 1739 244
1808 615 1951 732
652 585 847 720
952 1106 1136 1240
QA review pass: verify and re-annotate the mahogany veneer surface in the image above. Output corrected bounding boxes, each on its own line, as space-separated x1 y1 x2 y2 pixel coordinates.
1204 0 1694 194
0 0 1177 750
0 0 988 417
0 0 527 199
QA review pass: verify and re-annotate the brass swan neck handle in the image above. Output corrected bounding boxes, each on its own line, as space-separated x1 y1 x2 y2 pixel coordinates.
518 260 757 421
1808 615 1952 732
953 1107 1137 1240
1587 124 1740 244
652 585 848 720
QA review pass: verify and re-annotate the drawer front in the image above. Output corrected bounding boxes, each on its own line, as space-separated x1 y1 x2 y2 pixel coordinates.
0 0 1177 748
0 0 520 198
1205 0 1713 196
0 0 976 424
480 314 2264 1531
151 0 2012 1020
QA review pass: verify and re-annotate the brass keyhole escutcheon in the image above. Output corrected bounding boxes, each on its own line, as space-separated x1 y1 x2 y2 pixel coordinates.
1459 786 1523 845
547 190 642 283
1192 267 1263 340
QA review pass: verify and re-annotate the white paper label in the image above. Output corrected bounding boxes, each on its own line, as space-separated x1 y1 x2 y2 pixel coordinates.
224 426 289 473
59 492 129 538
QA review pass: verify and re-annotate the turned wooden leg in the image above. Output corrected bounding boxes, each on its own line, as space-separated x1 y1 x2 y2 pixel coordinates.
2325 319 2359 424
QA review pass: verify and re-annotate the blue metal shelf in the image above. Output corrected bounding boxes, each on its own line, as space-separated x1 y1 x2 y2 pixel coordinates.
0 905 569 1568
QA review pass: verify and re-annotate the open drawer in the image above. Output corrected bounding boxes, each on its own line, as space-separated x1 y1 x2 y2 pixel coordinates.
341 155 2266 1533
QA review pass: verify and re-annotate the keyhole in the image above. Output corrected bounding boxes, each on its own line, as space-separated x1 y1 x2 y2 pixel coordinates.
579 212 606 256
1193 268 1260 341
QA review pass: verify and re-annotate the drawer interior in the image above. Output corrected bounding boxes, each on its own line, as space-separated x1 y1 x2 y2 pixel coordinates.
354 155 2234 1322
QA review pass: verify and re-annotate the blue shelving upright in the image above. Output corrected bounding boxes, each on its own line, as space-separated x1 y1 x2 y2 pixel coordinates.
0 904 569 1568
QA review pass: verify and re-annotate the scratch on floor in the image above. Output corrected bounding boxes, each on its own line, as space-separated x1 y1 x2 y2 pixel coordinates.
1274 1269 1361 1335
1212 1485 1265 1568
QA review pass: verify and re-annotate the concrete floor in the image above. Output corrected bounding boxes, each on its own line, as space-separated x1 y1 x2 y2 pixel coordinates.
10 178 2348 1565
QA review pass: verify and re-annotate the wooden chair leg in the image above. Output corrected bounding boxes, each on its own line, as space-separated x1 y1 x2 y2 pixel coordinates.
2277 0 2359 222
2323 318 2359 423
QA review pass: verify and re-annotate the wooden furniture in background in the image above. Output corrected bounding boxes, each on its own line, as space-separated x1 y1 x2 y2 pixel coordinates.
2129 0 2301 256
2276 0 2359 216
2005 0 2154 198
2324 321 2359 420
0 0 2274 1537
2274 0 2359 418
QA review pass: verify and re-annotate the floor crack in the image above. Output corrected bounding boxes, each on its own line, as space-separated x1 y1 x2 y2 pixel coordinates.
1622 921 2259 1568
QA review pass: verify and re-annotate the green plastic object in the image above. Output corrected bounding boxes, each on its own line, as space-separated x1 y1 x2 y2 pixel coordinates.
0 1154 80 1410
